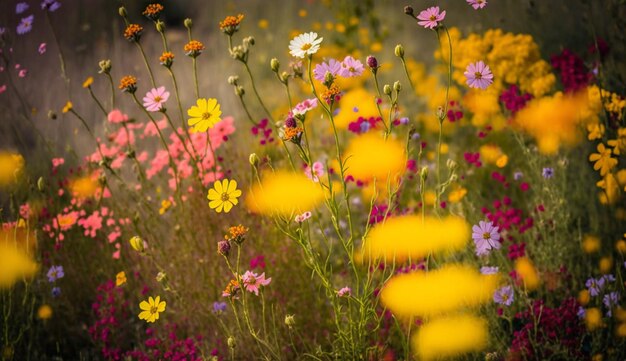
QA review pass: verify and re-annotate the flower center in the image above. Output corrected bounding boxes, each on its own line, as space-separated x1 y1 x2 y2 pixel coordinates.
349 66 355 72
474 72 483 79
429 15 437 21
301 43 312 51
154 96 162 102
482 232 491 240
221 192 230 201
202 112 212 120
150 305 158 314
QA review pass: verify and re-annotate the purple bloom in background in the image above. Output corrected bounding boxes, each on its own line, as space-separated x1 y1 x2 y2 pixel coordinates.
16 2 29 14
585 277 605 296
480 266 499 275
577 306 586 319
17 15 34 35
464 61 494 89
602 274 616 283
494 285 514 306
360 121 371 133
339 56 364 78
313 59 341 82
46 265 64 282
514 171 523 180
51 287 61 297
41 0 61 12
542 167 554 179
212 301 227 315
472 220 501 256
603 291 620 317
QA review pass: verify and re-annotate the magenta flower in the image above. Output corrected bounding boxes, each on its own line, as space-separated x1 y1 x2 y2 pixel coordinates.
464 61 494 90
38 43 47 54
305 161 325 182
313 59 342 82
337 287 351 297
339 56 364 78
143 86 170 112
292 98 318 116
416 6 446 29
467 0 487 10
241 271 271 296
472 220 500 256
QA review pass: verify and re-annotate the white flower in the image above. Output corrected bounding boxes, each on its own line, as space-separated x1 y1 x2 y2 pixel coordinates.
289 32 323 58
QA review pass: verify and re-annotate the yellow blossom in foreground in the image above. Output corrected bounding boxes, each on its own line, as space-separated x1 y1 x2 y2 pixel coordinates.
359 216 470 262
589 143 618 176
37 305 53 320
246 172 325 216
585 307 603 331
343 133 405 183
515 257 540 290
0 151 24 187
413 315 488 360
0 243 39 288
138 296 166 323
380 265 497 318
207 179 242 213
187 98 222 133
116 271 127 287
69 175 99 198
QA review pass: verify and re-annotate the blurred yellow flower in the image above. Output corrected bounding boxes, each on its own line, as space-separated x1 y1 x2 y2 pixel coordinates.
187 98 222 133
246 172 324 216
257 19 268 29
37 304 53 320
138 296 166 323
207 179 242 213
62 101 73 113
413 315 487 360
116 271 127 287
82 76 94 88
0 151 24 187
582 235 601 253
159 199 172 215
584 307 603 331
344 133 405 183
69 175 99 198
514 257 540 290
599 257 613 274
589 143 617 176
578 289 590 306
129 236 145 253
0 243 38 288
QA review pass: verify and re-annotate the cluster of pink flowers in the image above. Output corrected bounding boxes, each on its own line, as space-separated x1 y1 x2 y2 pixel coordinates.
305 161 325 182
313 55 364 82
250 118 274 145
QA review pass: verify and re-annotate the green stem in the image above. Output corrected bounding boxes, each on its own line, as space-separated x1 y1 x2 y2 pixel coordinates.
134 42 157 89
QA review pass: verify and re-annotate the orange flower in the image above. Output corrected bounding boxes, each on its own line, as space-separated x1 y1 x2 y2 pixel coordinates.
123 24 143 41
219 14 244 35
184 40 205 57
118 75 137 93
142 4 164 20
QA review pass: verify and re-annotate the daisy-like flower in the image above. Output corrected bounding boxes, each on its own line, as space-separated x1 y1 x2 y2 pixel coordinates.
16 2 29 14
123 24 143 42
472 220 501 256
142 3 164 21
116 271 127 287
585 277 605 297
305 161 325 182
294 211 312 223
339 56 364 78
493 285 514 306
17 15 34 35
337 287 351 297
313 59 342 82
222 279 240 298
416 6 445 29
241 270 272 296
143 86 170 112
589 143 617 176
207 179 242 213
464 61 494 90
138 296 166 323
467 0 487 10
289 32 323 58
219 14 244 35
292 98 318 116
47 265 64 282
187 98 222 133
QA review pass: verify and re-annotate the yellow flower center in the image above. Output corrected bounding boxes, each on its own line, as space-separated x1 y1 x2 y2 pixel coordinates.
221 193 230 201
474 72 483 79
430 15 437 21
202 112 212 120
150 305 158 314
301 43 312 51
154 96 162 102
482 232 491 240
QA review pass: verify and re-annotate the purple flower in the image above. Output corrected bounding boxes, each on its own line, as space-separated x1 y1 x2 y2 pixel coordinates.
466 0 487 10
577 306 586 319
337 287 351 297
542 167 554 179
313 59 342 82
416 6 446 29
513 171 523 180
603 292 620 317
602 274 616 283
16 15 34 35
464 61 494 90
41 0 61 12
493 285 514 306
51 287 61 297
212 301 227 315
480 266 499 275
38 43 47 54
16 2 29 14
360 121 371 133
339 56 364 78
472 220 501 256
47 265 64 282
585 277 605 297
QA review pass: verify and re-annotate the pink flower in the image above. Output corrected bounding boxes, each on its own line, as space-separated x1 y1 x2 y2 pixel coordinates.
241 271 272 296
18 69 27 78
107 109 129 124
51 157 65 169
143 86 170 112
292 98 318 116
339 56 364 78
313 58 342 82
467 0 487 9
464 61 494 90
416 6 446 29
294 211 312 223
305 161 325 182
337 287 351 297
0 85 6 94
38 43 47 54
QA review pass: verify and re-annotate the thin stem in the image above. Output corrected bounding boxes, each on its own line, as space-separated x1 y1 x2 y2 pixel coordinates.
44 11 71 98
400 57 415 91
88 87 108 116
134 42 157 89
105 73 116 108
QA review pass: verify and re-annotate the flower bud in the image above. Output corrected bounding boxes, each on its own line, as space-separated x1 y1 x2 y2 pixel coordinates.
217 240 231 257
446 159 458 170
98 59 112 74
155 20 165 33
227 75 239 85
324 71 335 86
383 84 392 96
280 71 290 83
118 6 127 18
249 153 260 167
394 44 405 58
156 271 167 283
393 81 402 92
450 174 458 183
184 18 193 29
285 314 296 328
270 58 280 72
129 236 145 253
47 110 57 120
436 106 444 120
420 166 429 180
404 5 414 16
235 85 245 97
227 336 236 348
366 55 378 69
37 177 46 192
243 36 255 46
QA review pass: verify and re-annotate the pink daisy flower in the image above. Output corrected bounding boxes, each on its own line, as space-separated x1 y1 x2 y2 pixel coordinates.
467 0 487 10
292 98 318 116
416 6 446 29
241 271 272 296
464 61 494 90
143 86 170 112
305 161 325 182
313 59 342 82
294 211 312 223
339 56 364 78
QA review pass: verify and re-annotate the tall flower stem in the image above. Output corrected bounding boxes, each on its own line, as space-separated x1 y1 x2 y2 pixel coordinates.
135 42 157 89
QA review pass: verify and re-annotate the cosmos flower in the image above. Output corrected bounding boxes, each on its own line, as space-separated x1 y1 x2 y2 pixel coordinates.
138 296 166 323
305 161 325 182
289 32 323 58
38 43 47 54
241 270 272 295
292 98 318 116
16 2 29 14
542 167 554 178
212 301 228 315
46 265 64 282
313 58 342 82
339 56 364 78
493 285 514 306
337 287 352 297
464 61 494 89
294 211 312 223
17 15 34 35
471 221 501 256
467 0 487 10
416 6 446 29
143 86 170 112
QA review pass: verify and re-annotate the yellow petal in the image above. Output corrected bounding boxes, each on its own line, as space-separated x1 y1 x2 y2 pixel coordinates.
206 98 217 111
209 199 223 209
223 201 233 213
227 179 238 194
139 301 151 311
196 98 208 111
213 180 223 194
207 189 220 200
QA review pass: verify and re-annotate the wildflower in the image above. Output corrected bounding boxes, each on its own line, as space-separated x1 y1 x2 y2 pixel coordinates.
414 315 487 360
159 51 174 67
51 287 61 297
340 56 364 78
38 43 46 54
472 220 501 256
46 265 64 282
416 6 446 29
366 55 378 71
582 235 601 253
82 77 93 88
217 240 231 257
0 243 38 288
222 279 240 298
464 61 494 90
289 32 323 58
129 236 146 253
138 296 166 323
37 305 52 320
337 287 351 297
16 3 29 14
313 59 342 82
480 266 499 275
241 270 272 295
344 133 405 182
494 285 514 306
116 271 127 286
0 152 24 187
159 199 172 215
118 75 137 93
515 257 540 290
321 84 341 104
305 161 325 182
607 127 626 155
207 179 242 213
584 307 603 330
285 314 296 328
61 101 73 114
295 211 312 223
542 167 554 179
187 98 222 133
142 3 164 21
246 172 325 216
184 40 205 57
143 86 170 112
41 0 60 11
589 143 617 176
603 292 620 316
212 301 227 315
98 59 112 74
219 14 244 35
123 24 143 42
467 0 487 9
17 15 34 35
225 225 248 244
282 126 303 143
292 98 318 116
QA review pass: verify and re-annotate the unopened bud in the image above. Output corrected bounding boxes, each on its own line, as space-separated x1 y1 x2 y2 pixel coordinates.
217 240 231 257
383 84 392 95
227 336 236 348
436 106 444 119
184 18 193 29
129 236 145 253
404 6 414 16
420 166 429 180
156 271 167 283
324 71 334 86
235 85 245 96
249 153 260 167
450 174 458 183
47 110 57 120
118 6 127 18
393 81 402 92
270 58 280 72
37 177 46 192
227 75 239 85
98 59 112 74
366 55 378 70
285 314 296 328
394 44 405 58
155 20 165 33
243 36 255 46
446 159 458 170
280 71 289 83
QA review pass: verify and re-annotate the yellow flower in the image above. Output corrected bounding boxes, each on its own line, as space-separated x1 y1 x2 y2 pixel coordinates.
578 290 590 306
37 304 53 320
515 257 540 290
246 171 325 216
589 143 617 176
584 307 603 331
82 76 94 88
207 179 242 213
69 175 99 198
582 235 601 254
0 243 38 288
116 271 127 287
129 236 145 253
62 101 73 113
599 257 613 274
159 199 172 215
0 151 24 187
607 127 626 155
413 315 487 360
138 296 166 323
187 98 221 133
587 122 605 141
343 133 406 183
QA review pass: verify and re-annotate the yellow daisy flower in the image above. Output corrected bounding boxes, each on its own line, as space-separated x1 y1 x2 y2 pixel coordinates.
82 77 94 88
116 271 127 287
589 143 617 176
207 179 242 213
138 296 166 323
187 98 221 133
62 101 73 113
